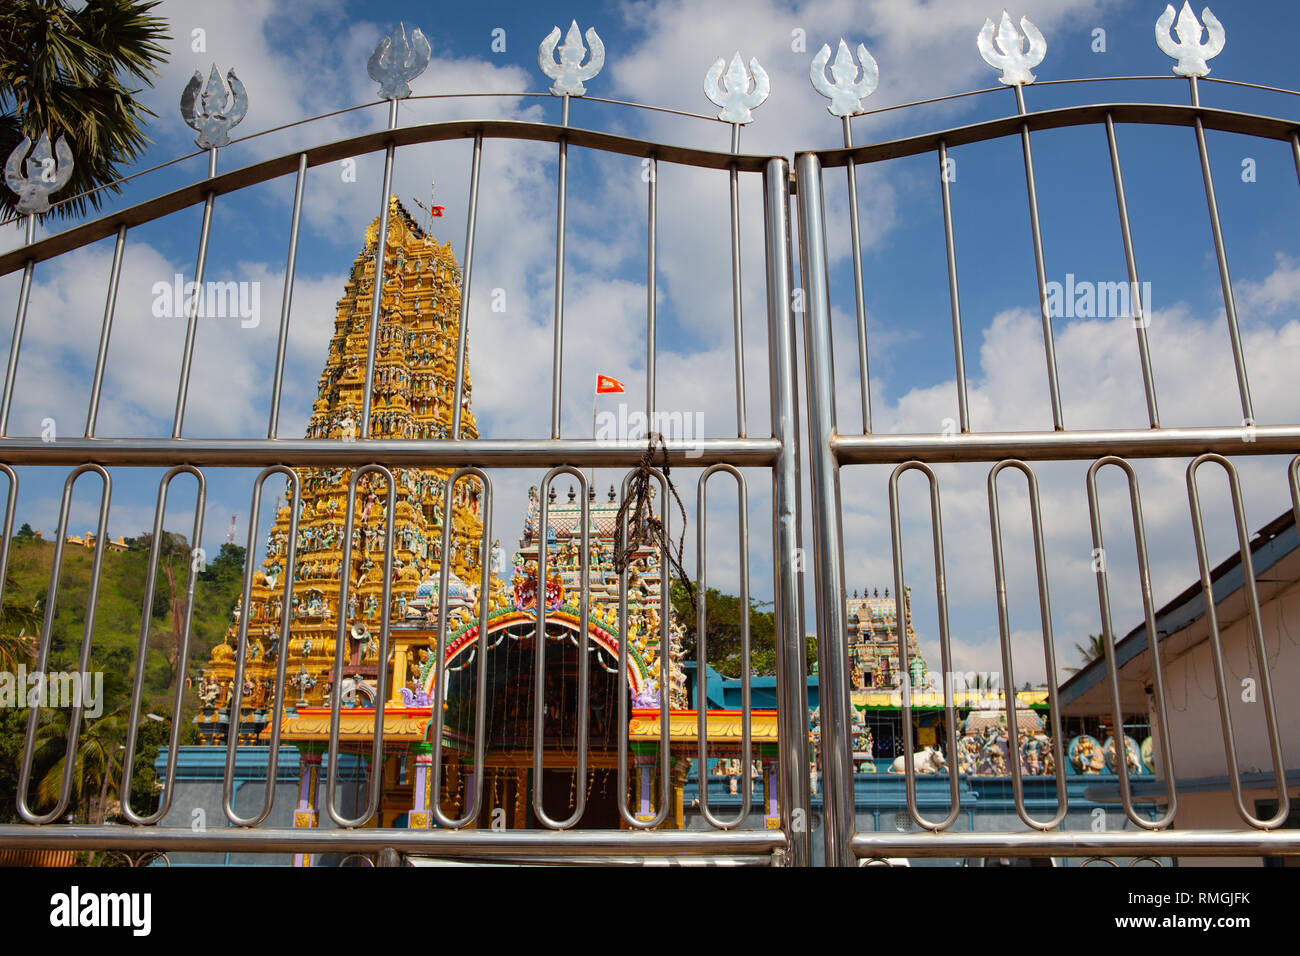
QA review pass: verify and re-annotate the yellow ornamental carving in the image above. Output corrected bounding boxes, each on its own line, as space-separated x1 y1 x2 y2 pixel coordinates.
195 197 494 741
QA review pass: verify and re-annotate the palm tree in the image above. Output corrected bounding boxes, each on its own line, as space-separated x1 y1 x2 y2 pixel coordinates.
0 572 39 671
32 706 128 824
1064 633 1108 674
0 0 170 220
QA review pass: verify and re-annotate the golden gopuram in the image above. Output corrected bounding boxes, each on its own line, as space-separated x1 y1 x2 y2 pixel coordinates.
193 199 730 843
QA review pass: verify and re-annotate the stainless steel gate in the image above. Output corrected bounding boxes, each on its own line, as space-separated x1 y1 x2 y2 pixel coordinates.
1 9 1299 867
0 22 809 866
796 11 1300 867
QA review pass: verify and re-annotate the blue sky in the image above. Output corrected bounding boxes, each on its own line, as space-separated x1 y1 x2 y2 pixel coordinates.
3 0 1300 692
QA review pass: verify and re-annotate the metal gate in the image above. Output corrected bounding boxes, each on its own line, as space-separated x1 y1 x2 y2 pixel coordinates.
0 10 1297 867
796 11 1300 866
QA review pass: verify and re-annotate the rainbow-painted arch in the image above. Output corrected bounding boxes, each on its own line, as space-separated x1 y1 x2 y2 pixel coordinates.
421 607 652 697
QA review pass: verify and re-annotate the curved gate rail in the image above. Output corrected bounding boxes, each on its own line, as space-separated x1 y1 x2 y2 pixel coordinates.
797 9 1300 866
0 20 808 866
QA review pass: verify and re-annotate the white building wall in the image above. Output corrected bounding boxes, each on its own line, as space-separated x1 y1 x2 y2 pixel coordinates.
1154 578 1300 866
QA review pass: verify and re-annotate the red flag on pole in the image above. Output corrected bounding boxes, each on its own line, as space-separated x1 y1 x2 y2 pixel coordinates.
596 374 625 394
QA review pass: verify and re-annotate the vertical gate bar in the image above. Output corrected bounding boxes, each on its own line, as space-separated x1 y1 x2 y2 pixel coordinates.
171 148 218 439
268 153 309 438
430 467 493 828
794 151 855 866
1291 133 1300 188
616 467 672 829
0 466 16 619
763 156 810 867
533 467 590 828
550 99 570 440
730 124 748 437
120 465 206 825
1085 457 1177 830
887 462 961 831
85 224 128 438
16 465 111 824
1186 454 1288 828
1013 86 1064 432
361 100 400 439
696 464 752 829
1291 455 1300 530
1103 115 1160 429
0 214 37 437
451 133 483 440
617 484 632 824
325 464 395 827
841 117 872 434
986 460 1068 830
937 141 970 434
646 154 657 420
1188 77 1254 424
222 467 301 826
0 465 14 768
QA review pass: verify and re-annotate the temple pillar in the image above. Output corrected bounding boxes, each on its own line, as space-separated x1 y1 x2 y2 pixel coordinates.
670 757 690 830
514 769 528 829
445 758 461 820
293 750 322 867
390 643 410 706
634 755 656 823
762 757 780 830
408 744 432 829
462 764 477 829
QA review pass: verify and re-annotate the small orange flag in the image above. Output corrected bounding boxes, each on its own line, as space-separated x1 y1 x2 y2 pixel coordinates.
596 374 625 394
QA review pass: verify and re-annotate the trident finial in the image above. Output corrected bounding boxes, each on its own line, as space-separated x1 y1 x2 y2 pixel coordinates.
704 53 770 124
810 39 879 117
1156 3 1225 77
367 23 431 99
180 65 248 148
538 21 605 96
4 133 74 215
977 11 1047 86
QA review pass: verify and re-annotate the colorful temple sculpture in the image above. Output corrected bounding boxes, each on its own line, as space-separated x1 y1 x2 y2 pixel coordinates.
807 587 1154 780
193 201 695 842
188 203 1151 848
845 587 929 692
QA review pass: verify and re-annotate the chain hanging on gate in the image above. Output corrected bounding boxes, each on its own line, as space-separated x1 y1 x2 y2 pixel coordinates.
612 433 696 618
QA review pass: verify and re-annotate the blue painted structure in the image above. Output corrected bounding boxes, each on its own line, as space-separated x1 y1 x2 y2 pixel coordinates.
682 770 1167 866
154 746 367 866
160 671 1163 865
683 660 819 711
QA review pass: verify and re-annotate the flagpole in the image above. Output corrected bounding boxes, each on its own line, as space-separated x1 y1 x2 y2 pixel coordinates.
590 387 597 495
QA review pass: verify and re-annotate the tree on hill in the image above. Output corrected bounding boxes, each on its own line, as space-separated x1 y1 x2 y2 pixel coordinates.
197 542 245 587
14 523 36 540
0 571 39 671
670 581 816 679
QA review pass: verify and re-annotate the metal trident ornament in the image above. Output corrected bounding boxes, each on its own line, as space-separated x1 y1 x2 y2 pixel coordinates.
810 39 879 117
1156 2 1225 77
538 21 605 96
704 53 771 124
4 133 74 214
977 11 1047 86
367 23 431 99
180 65 248 148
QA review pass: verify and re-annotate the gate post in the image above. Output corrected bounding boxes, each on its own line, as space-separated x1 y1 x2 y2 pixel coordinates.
763 156 811 867
794 151 857 867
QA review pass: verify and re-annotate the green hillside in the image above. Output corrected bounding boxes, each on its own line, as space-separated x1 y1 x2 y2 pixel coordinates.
3 532 246 701
0 530 247 825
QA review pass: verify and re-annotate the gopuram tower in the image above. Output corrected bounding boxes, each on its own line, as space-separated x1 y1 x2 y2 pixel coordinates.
195 197 501 743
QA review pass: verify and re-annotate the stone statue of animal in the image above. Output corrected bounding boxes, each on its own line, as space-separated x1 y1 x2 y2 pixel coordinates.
888 746 948 774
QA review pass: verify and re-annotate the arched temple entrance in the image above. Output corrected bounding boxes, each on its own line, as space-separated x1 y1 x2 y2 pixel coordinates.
436 615 632 828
